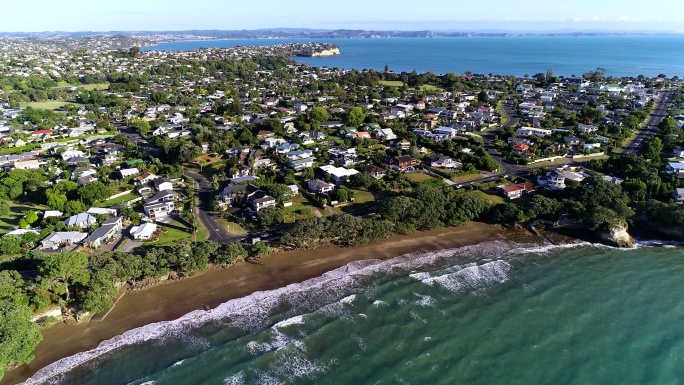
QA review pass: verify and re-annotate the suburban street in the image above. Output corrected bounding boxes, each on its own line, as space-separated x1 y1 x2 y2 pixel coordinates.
621 90 674 155
183 169 244 244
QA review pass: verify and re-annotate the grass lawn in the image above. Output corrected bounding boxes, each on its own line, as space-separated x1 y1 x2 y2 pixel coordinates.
197 160 226 180
496 101 510 126
154 221 194 245
0 202 48 235
194 219 208 241
405 172 436 183
415 84 444 92
574 154 609 163
19 100 70 110
78 82 110 91
284 195 322 222
378 80 404 87
352 190 375 203
217 218 248 235
451 173 484 184
94 192 138 208
468 190 506 205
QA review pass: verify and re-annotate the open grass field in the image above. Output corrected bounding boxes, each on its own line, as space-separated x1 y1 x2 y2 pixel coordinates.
216 218 248 235
94 193 139 208
378 80 404 87
451 172 484 184
0 202 48 235
468 190 506 205
415 84 444 92
79 82 110 91
19 100 70 110
284 195 323 222
154 220 194 245
351 190 375 203
405 172 437 183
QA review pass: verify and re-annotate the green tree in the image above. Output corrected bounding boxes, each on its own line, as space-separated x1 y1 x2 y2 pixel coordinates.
38 252 90 303
344 106 366 127
0 201 9 217
17 219 28 230
0 235 21 256
214 242 248 265
257 206 284 227
80 271 118 314
264 184 292 205
0 300 42 380
130 118 151 135
477 90 489 104
641 136 663 161
77 182 113 205
24 211 38 225
492 203 527 225
63 200 87 216
249 241 270 257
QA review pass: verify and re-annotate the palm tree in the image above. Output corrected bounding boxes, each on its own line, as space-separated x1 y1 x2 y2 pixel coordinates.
198 159 207 172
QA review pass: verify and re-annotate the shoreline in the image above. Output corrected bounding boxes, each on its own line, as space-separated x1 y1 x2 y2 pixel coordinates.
4 222 527 385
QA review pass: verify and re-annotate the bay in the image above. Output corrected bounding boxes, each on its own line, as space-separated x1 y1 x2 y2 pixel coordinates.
25 242 684 385
143 36 684 77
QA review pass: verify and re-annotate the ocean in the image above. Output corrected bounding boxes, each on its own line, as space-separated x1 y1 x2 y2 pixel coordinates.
23 241 684 385
142 36 684 77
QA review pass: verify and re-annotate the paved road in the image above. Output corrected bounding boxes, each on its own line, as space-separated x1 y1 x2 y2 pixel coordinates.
621 91 674 155
183 169 244 244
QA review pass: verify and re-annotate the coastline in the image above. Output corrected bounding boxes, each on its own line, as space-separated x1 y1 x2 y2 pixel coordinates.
4 222 526 385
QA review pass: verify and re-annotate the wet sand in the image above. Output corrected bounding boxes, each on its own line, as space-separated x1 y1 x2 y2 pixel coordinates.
4 222 518 385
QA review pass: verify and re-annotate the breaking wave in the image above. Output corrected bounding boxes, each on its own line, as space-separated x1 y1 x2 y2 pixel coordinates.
21 239 607 384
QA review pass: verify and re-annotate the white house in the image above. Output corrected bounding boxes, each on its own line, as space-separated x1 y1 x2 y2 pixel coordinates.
144 201 176 220
40 231 87 250
63 213 97 229
84 217 123 248
153 178 174 191
319 165 360 184
517 127 552 138
666 161 684 175
307 179 335 194
130 222 158 240
583 143 601 151
578 124 599 133
120 168 140 179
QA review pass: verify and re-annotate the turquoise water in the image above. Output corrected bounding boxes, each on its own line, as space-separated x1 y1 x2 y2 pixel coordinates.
143 36 684 77
24 241 684 385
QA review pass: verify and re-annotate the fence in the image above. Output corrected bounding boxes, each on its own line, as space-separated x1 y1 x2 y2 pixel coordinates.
572 152 605 160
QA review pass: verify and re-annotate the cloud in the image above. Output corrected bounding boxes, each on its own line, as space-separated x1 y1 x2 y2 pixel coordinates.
617 15 630 22
591 15 603 22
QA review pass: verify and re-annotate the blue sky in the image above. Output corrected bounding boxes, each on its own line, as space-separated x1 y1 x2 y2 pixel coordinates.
2 0 684 32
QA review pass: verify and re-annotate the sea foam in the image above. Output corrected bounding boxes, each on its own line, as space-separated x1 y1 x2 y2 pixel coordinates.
20 239 595 385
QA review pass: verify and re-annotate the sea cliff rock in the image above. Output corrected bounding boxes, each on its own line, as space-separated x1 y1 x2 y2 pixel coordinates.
601 223 635 248
308 47 341 57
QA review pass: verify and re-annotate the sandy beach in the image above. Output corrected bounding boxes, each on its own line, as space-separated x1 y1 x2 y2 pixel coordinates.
3 222 523 385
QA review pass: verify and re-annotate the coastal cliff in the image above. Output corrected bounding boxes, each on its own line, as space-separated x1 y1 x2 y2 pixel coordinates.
600 223 635 248
306 47 341 57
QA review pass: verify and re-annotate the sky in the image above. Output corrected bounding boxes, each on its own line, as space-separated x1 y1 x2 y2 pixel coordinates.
2 0 684 33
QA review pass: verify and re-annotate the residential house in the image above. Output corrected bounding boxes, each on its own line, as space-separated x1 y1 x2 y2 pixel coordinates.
328 148 358 166
43 210 63 219
221 184 261 205
12 159 42 170
61 150 85 161
135 172 159 185
516 127 552 138
145 190 178 205
674 188 684 203
512 143 531 154
119 168 140 179
87 207 118 216
307 179 335 194
375 128 397 141
288 157 314 171
248 190 277 212
130 222 158 240
395 140 411 150
40 231 87 250
84 217 123 248
564 136 582 146
364 165 386 179
153 178 173 191
666 161 684 176
429 156 459 169
432 126 458 139
256 130 275 140
319 165 360 184
144 201 176 219
537 167 587 190
502 182 535 200
583 143 601 151
578 124 599 133
384 156 417 171
63 213 97 229
673 147 684 158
